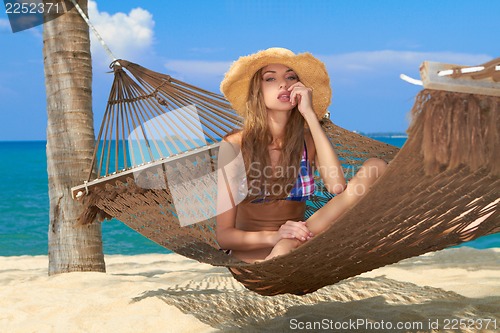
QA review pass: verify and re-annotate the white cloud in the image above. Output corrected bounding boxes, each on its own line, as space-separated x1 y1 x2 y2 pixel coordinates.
0 17 42 37
88 0 155 66
163 60 231 91
320 50 492 76
164 60 231 77
0 19 11 32
28 26 42 39
188 47 226 54
162 50 492 89
314 50 493 90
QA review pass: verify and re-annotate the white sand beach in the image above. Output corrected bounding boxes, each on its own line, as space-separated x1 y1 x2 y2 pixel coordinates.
1 247 499 332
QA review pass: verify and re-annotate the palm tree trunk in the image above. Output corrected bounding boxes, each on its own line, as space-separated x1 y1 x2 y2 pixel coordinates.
43 0 105 274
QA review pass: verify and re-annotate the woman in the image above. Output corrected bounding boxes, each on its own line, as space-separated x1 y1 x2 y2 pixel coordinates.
216 48 387 263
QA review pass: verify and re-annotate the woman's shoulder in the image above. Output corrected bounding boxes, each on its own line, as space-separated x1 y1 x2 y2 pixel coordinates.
219 130 243 165
223 130 243 146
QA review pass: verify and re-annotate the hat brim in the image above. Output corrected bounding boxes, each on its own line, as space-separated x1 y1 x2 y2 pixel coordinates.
220 48 331 120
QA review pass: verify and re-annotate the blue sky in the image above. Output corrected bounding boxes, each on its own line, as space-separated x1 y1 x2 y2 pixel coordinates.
0 0 498 140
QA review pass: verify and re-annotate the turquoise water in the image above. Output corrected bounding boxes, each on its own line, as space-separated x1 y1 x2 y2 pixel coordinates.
0 139 497 256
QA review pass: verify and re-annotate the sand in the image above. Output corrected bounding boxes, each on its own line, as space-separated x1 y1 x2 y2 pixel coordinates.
0 247 498 332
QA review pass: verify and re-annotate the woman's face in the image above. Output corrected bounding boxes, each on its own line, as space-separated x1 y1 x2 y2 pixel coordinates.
260 63 299 112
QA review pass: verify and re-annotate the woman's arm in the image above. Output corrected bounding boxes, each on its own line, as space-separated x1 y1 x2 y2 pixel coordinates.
306 115 346 194
216 206 313 251
216 205 279 251
289 83 346 194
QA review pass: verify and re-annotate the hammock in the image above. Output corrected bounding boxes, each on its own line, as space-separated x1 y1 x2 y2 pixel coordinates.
72 58 499 296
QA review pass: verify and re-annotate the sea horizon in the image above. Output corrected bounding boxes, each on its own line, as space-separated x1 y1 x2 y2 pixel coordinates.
0 138 498 257
0 131 410 143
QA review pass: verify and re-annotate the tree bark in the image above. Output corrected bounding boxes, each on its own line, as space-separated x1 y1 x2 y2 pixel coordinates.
43 0 105 274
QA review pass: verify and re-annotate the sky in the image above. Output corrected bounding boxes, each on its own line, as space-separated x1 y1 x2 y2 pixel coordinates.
0 0 498 140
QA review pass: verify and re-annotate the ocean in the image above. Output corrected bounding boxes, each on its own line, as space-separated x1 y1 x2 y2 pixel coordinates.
0 139 498 256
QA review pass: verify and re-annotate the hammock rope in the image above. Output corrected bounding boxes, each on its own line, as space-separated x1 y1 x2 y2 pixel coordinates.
83 60 243 183
70 58 499 296
69 0 117 62
67 1 499 296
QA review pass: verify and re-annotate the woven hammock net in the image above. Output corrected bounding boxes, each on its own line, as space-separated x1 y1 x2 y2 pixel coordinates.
74 59 499 296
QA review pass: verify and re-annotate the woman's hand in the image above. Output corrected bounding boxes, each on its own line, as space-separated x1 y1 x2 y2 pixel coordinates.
288 82 316 120
274 220 314 244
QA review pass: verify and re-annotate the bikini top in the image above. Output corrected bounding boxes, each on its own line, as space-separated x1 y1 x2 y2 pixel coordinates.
249 142 315 203
284 142 315 201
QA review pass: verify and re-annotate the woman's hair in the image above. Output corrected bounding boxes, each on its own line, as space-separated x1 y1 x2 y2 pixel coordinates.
240 68 305 202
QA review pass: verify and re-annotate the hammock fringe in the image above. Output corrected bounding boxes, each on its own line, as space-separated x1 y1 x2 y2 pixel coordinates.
409 89 500 176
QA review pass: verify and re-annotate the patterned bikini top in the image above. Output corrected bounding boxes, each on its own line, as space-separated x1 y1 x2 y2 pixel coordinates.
249 142 315 203
285 142 315 201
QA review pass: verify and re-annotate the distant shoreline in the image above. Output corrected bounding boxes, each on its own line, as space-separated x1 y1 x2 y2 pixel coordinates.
355 132 408 138
0 133 409 143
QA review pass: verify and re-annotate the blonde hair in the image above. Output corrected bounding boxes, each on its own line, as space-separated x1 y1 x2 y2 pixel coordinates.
240 68 305 202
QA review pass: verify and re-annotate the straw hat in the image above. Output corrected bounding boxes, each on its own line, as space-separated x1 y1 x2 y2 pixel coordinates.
220 47 331 119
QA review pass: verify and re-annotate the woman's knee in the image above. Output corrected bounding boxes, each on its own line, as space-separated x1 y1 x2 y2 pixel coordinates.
361 158 387 178
343 158 387 199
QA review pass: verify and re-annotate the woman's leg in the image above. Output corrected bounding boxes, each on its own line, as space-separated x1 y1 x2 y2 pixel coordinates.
306 158 388 235
265 158 388 260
